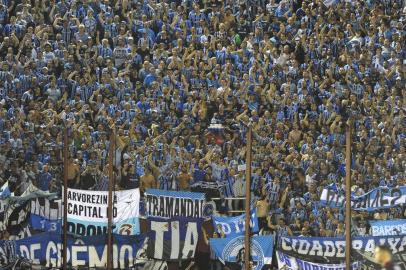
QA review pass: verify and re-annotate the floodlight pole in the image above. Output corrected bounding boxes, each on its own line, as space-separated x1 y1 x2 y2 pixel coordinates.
244 124 252 269
345 120 352 270
63 129 68 270
107 129 115 270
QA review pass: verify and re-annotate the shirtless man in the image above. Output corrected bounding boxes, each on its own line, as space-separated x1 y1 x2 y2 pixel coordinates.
288 123 302 144
140 167 157 192
256 191 270 230
178 164 192 191
67 157 81 188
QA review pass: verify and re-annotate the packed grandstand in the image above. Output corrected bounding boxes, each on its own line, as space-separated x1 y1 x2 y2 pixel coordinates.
0 0 405 269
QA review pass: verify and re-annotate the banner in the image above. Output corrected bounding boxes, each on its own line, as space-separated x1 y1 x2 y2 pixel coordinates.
30 214 61 233
370 220 406 236
0 200 31 240
320 186 406 211
146 217 203 260
190 182 225 199
0 184 57 240
209 235 273 270
0 200 6 213
280 235 406 263
8 183 58 203
213 209 259 237
353 245 406 270
0 240 17 266
67 188 140 236
276 251 361 270
323 0 338 7
30 197 62 220
145 189 205 218
1 232 145 268
0 181 11 199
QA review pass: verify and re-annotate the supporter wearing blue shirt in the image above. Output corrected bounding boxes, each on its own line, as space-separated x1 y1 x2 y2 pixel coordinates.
37 165 52 191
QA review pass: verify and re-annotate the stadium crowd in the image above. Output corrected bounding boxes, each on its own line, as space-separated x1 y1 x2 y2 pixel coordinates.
0 0 405 268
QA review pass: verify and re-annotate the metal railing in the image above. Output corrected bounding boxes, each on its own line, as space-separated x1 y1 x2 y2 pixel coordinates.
210 197 247 214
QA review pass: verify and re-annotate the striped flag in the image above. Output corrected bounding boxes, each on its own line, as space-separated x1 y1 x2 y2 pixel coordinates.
30 197 62 220
142 261 168 270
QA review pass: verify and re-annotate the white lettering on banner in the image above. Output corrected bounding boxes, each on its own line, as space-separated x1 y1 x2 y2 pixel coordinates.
297 240 310 255
336 241 346 257
388 238 401 253
277 251 362 270
45 242 55 267
214 213 256 236
30 244 41 265
217 222 231 234
88 246 106 267
19 244 41 265
365 239 375 252
281 238 292 251
282 236 406 257
372 224 406 236
151 221 168 259
72 245 87 266
150 220 199 260
19 243 138 268
119 245 132 268
182 222 198 258
170 221 180 260
321 187 406 209
308 240 323 256
323 241 336 257
352 240 363 250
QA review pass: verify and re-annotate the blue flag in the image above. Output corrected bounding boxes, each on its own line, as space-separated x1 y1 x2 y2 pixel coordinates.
0 181 11 199
320 185 406 211
369 219 406 236
212 209 259 237
29 214 61 233
209 235 273 270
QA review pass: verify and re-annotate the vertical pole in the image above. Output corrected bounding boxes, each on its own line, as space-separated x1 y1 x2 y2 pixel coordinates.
63 129 68 270
245 124 252 269
107 129 115 270
345 121 352 270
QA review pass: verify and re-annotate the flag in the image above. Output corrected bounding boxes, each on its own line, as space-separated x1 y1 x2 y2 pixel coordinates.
0 182 11 199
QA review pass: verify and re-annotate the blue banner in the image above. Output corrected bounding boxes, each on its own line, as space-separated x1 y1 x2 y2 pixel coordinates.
209 235 273 270
281 235 406 263
0 181 11 200
370 219 406 236
145 189 205 218
277 251 362 270
29 214 140 236
212 209 259 237
1 232 145 268
320 185 406 211
29 214 61 233
146 216 203 260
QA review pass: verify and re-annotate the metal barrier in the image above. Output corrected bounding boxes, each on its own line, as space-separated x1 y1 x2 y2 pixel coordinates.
210 197 247 214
